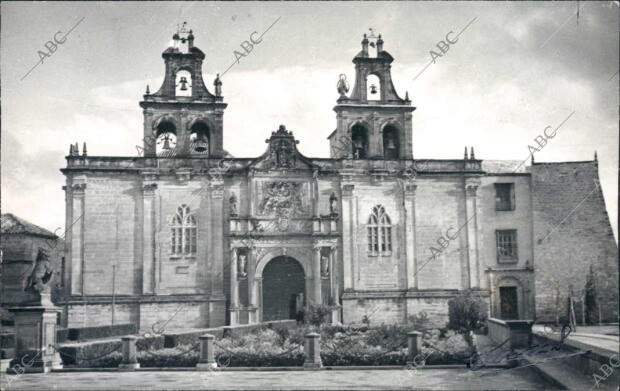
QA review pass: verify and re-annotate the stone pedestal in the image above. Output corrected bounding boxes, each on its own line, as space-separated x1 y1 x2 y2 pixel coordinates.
8 304 63 373
196 334 217 369
303 332 322 369
119 336 140 370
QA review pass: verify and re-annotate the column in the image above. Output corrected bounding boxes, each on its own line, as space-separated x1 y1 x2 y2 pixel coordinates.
341 185 354 290
71 183 86 295
248 247 258 323
211 186 225 297
142 183 157 294
403 184 417 290
329 246 337 301
465 183 481 289
229 246 239 325
313 246 322 304
312 169 319 217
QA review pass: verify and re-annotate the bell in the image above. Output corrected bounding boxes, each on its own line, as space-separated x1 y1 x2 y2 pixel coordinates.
179 76 188 91
385 138 396 149
370 84 377 94
162 137 171 150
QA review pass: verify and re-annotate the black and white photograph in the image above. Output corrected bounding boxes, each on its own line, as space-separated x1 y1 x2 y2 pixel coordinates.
1 1 618 390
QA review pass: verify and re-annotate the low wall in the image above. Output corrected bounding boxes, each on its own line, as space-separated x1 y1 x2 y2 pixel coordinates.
487 318 533 349
60 320 297 366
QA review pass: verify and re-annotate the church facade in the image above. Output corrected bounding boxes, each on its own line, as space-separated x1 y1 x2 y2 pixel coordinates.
58 28 618 330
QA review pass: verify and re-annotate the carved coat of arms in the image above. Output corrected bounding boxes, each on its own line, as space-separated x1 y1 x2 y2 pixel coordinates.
258 182 307 231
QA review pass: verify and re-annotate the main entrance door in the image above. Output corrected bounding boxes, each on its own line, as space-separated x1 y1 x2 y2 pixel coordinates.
262 256 305 321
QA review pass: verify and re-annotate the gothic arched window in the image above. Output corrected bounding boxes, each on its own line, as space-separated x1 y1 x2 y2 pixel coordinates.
171 205 197 255
367 205 392 255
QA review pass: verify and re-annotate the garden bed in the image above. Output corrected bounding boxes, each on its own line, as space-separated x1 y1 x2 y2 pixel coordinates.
70 322 474 368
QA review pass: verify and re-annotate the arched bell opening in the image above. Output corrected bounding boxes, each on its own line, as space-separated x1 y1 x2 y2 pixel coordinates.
366 74 381 101
351 124 369 159
383 125 400 159
175 70 192 97
155 121 177 155
189 122 210 155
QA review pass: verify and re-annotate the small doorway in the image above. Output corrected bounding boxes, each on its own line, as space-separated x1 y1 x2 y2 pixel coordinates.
499 286 519 320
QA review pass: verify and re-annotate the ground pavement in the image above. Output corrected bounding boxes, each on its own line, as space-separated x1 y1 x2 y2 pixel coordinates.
1 367 559 390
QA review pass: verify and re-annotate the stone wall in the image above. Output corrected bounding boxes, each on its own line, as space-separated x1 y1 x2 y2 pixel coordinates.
532 162 618 323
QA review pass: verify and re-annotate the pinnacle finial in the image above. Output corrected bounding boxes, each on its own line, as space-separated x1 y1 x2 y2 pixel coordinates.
405 91 409 101
74 142 79 155
470 147 475 160
82 142 88 157
464 147 468 160
69 144 74 155
594 150 598 161
146 85 150 95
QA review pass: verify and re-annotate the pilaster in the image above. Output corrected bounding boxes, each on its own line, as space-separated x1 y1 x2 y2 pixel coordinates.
142 183 157 294
403 183 417 290
465 181 481 289
70 182 86 295
341 184 355 291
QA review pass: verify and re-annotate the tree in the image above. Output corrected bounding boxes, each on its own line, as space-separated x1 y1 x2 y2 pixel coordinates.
447 290 488 347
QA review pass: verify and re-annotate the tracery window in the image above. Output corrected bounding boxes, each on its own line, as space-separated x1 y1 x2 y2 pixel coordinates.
367 205 392 255
171 205 197 255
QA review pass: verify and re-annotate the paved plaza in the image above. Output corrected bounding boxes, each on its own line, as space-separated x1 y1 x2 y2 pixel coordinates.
1 367 559 390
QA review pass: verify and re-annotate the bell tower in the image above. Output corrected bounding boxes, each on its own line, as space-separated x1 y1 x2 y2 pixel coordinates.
330 30 415 160
140 23 227 158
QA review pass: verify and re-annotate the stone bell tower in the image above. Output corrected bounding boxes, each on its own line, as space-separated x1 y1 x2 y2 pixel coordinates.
330 30 415 160
140 23 227 158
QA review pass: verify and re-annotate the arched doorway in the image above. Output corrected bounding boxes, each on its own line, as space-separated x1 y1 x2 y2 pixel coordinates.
262 256 305 321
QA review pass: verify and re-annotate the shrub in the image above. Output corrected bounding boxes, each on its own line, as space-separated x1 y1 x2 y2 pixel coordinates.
447 290 488 336
407 311 430 333
304 304 335 326
363 324 409 350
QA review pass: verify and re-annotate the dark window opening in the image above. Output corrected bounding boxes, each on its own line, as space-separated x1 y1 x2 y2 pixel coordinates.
383 126 400 159
496 230 518 262
351 125 368 159
190 122 210 155
495 183 515 211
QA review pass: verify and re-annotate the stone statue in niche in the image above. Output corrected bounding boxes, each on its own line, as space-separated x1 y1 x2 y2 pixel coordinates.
321 255 329 278
25 248 54 293
329 192 338 215
229 193 237 216
237 254 247 278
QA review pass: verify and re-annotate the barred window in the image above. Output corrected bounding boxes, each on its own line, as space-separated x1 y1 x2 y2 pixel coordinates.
367 205 392 255
171 205 197 256
496 230 517 262
495 183 515 211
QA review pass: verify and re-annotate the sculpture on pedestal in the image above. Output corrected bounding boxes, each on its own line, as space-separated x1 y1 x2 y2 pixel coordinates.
329 192 338 216
238 254 247 278
229 193 238 216
25 248 53 293
321 255 329 278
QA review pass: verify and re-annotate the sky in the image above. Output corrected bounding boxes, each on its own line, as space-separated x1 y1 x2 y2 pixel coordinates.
1 1 618 239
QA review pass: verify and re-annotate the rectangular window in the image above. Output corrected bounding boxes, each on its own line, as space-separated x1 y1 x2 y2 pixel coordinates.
495 183 515 211
496 230 518 262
